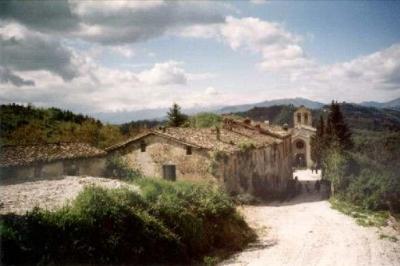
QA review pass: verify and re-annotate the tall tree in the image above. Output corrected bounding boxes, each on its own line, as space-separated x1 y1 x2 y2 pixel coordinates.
311 115 325 168
326 101 353 150
167 103 187 127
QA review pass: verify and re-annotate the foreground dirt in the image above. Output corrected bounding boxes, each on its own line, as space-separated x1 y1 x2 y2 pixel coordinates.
0 176 138 215
222 170 400 266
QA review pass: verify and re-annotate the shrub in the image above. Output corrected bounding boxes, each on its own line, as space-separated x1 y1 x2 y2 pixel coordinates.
0 186 182 265
1 180 255 265
105 155 142 181
238 141 256 152
189 113 222 128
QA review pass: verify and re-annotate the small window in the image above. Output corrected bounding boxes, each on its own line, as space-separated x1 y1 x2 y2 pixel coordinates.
296 140 305 149
162 165 176 181
140 141 146 152
304 113 309 125
297 113 301 123
186 146 192 155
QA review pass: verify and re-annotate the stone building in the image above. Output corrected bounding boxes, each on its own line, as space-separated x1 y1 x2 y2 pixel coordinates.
290 106 316 168
106 118 292 198
0 143 107 180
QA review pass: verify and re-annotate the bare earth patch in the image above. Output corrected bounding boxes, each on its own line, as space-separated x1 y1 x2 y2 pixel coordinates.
221 170 400 266
0 176 138 215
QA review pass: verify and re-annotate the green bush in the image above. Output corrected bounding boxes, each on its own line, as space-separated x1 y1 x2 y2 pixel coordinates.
0 186 182 265
105 155 142 181
189 113 222 128
1 180 255 265
136 179 254 256
238 141 256 152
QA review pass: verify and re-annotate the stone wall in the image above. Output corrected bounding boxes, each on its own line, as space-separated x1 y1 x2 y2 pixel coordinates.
0 156 107 181
212 137 292 198
109 135 216 183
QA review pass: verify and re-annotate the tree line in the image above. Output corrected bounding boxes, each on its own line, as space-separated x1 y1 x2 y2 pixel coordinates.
311 101 400 213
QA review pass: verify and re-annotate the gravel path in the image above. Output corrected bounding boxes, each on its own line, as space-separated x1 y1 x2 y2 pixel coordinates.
221 170 400 266
0 176 138 215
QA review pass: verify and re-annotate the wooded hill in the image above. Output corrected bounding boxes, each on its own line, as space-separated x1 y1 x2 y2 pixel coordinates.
232 103 400 131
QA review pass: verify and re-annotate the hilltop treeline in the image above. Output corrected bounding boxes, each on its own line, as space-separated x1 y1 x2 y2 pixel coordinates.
235 103 400 131
0 104 162 149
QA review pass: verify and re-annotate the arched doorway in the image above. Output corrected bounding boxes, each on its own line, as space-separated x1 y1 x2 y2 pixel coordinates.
293 139 307 168
295 153 306 167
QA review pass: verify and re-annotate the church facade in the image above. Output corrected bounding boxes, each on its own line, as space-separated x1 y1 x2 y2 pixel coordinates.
290 106 316 168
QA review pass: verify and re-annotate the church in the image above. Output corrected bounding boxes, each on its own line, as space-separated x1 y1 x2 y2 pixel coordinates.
290 106 316 168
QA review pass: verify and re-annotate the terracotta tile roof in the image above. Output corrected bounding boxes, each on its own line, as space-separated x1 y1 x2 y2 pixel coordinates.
158 127 279 152
106 118 285 153
0 143 106 168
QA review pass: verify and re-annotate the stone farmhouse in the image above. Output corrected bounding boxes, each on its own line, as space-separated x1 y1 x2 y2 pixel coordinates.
0 117 293 198
290 106 316 168
0 143 107 180
106 117 292 197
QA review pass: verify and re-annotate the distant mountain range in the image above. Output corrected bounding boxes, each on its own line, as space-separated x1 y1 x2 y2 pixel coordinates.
217 97 325 114
91 97 400 124
359 98 400 109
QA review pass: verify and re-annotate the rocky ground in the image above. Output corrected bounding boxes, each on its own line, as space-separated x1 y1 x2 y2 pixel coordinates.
221 170 400 266
0 176 138 215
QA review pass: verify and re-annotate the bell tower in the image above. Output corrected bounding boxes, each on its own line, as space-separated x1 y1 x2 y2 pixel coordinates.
293 105 312 127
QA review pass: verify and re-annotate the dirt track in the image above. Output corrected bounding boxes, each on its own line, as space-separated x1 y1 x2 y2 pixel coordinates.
0 176 138 215
222 170 400 266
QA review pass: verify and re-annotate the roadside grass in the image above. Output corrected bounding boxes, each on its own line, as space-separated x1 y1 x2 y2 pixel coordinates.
0 179 256 265
330 197 389 227
379 233 398 242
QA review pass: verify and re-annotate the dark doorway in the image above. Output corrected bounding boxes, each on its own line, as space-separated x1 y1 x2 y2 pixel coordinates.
162 164 176 181
295 153 306 168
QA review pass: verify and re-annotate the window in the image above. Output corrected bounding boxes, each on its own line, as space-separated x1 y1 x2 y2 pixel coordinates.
186 146 192 155
297 113 301 123
162 164 176 181
296 140 305 149
140 141 146 152
304 113 309 125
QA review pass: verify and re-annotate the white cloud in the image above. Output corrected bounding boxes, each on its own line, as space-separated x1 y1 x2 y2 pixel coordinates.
220 16 312 72
249 0 269 5
205 86 219 96
138 61 187 86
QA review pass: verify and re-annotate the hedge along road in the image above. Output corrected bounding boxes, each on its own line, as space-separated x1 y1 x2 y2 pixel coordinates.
221 170 400 266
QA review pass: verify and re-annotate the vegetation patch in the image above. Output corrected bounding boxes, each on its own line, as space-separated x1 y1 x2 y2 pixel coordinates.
238 140 256 152
0 179 255 265
379 233 398 242
330 197 389 227
105 155 142 181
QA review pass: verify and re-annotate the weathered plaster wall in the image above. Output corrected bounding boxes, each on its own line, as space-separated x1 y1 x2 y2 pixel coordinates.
41 162 63 178
212 137 292 198
76 157 107 177
110 135 216 183
0 156 107 181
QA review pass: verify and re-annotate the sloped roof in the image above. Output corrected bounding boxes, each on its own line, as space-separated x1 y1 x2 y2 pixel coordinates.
106 118 286 153
0 143 106 168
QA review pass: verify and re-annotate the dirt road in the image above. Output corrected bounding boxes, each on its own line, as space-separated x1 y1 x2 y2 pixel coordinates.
222 170 400 266
0 176 138 215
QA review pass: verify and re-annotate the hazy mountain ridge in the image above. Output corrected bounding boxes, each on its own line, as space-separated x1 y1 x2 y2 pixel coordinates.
234 103 400 131
359 97 400 109
82 97 400 124
217 97 325 114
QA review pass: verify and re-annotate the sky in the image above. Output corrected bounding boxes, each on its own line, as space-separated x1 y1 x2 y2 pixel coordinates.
1 0 400 114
